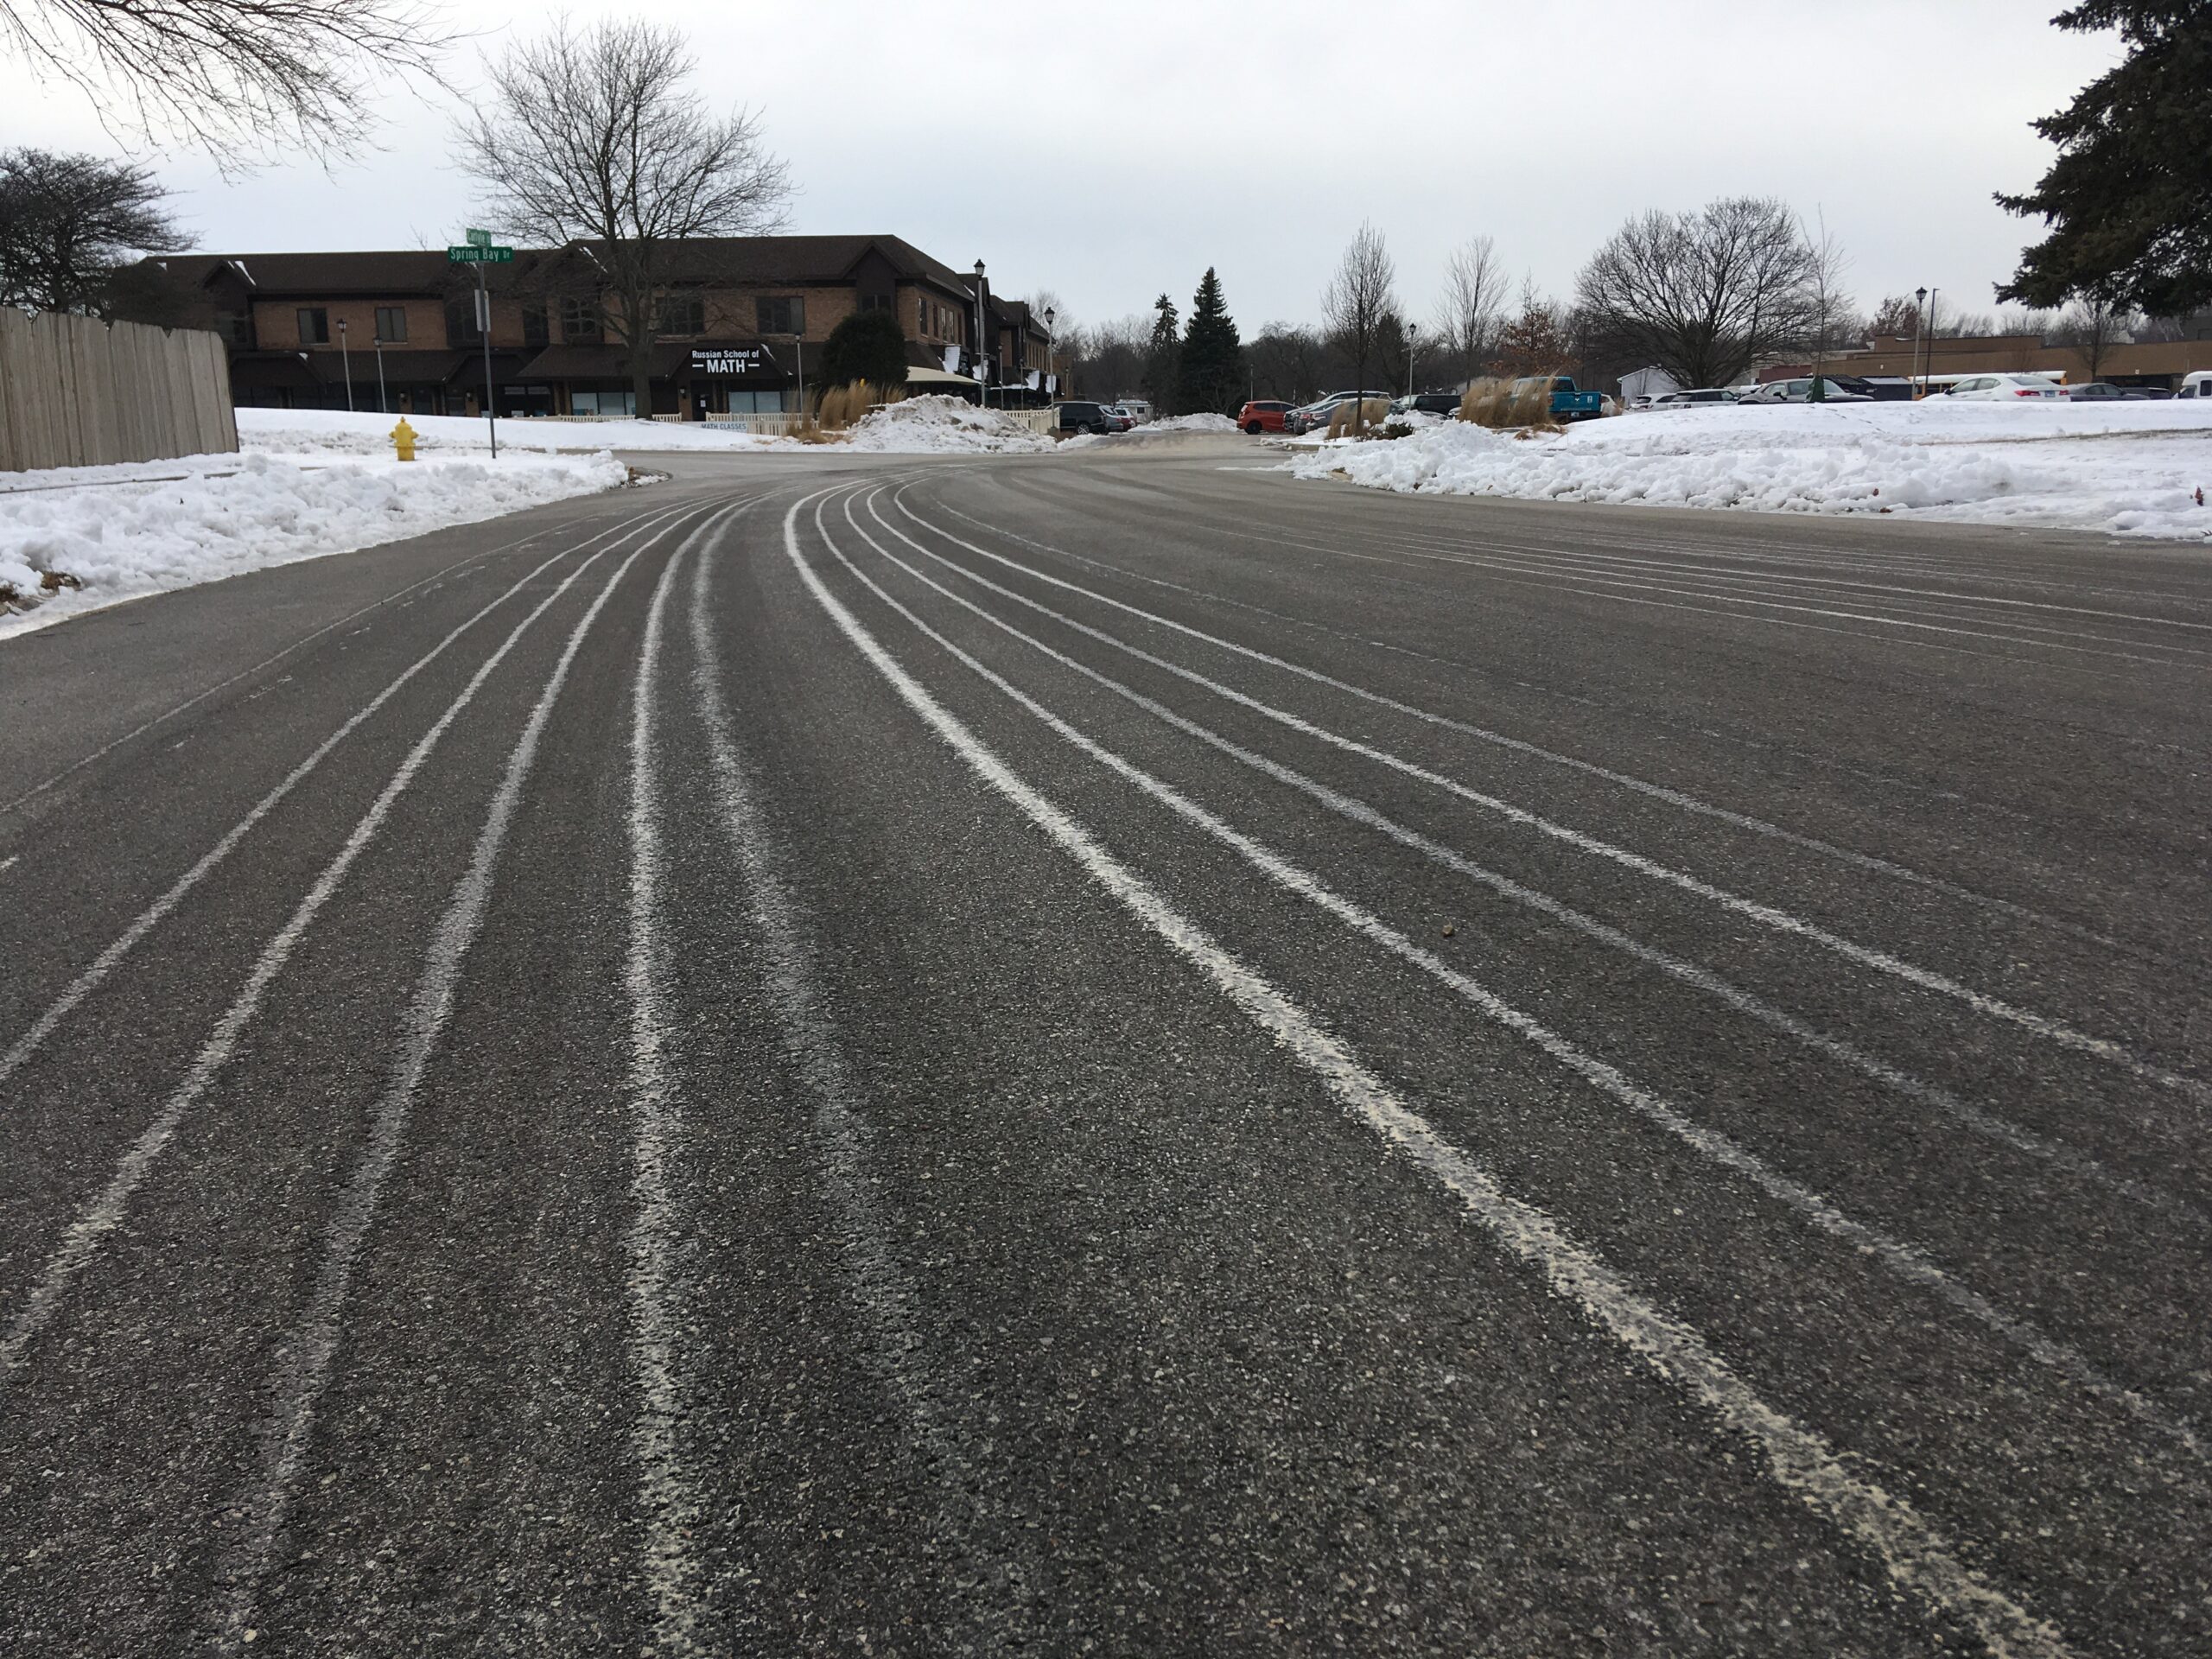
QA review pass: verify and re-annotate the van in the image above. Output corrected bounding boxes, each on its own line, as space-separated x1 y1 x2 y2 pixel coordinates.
2183 370 2212 399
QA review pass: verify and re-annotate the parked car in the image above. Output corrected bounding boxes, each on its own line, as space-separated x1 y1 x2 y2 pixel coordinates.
1647 386 1739 410
2060 381 2135 401
1101 404 1136 432
1053 401 1116 435
1736 376 1873 404
1286 391 1391 434
1937 373 2064 401
1389 391 1463 419
1117 398 1155 423
2181 370 2212 399
1237 399 1294 434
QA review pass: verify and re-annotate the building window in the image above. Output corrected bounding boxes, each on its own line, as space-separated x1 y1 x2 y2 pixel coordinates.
757 295 804 336
522 304 548 348
445 297 480 345
216 311 252 347
657 293 704 335
860 292 893 314
570 389 636 416
561 295 601 343
374 306 408 343
296 307 329 344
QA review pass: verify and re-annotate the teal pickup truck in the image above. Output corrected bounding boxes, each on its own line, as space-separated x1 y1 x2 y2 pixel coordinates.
1511 375 1608 423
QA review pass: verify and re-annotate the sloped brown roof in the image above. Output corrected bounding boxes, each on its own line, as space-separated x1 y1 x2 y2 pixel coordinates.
567 234 979 296
149 251 481 295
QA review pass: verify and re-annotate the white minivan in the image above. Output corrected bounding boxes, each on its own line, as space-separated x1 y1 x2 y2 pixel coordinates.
2182 370 2212 399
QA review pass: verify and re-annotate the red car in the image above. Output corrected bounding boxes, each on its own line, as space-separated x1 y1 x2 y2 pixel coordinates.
1237 399 1294 435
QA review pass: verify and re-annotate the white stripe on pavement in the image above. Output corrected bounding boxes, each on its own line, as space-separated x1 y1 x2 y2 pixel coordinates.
890 491 2212 1109
785 485 2077 1659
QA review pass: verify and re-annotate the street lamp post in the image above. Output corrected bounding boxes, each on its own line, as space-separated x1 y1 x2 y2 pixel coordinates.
1407 321 1419 397
779 332 805 420
337 317 353 411
972 259 988 410
1912 287 1927 395
1044 305 1056 401
373 330 388 415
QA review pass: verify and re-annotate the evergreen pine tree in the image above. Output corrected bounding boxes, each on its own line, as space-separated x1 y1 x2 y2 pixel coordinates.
817 307 910 390
1998 1 2212 313
1142 293 1181 413
1177 267 1246 416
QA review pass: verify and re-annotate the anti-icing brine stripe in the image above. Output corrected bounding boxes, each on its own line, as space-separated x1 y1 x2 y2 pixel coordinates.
889 491 2211 1109
206 504 730 1650
782 487 2075 1659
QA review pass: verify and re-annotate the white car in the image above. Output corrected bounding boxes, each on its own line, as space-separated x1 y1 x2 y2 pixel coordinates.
1937 373 2063 402
1647 387 1739 410
1736 376 1872 404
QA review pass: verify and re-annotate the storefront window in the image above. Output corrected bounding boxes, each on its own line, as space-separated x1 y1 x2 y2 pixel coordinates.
570 389 635 416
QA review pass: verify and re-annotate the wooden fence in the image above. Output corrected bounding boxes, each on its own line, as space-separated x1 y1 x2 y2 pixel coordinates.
0 309 238 474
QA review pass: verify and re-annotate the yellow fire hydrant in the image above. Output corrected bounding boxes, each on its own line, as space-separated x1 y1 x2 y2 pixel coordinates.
391 417 417 462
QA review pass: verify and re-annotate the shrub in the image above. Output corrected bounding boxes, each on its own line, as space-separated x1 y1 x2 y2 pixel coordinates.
1459 373 1563 432
813 379 903 430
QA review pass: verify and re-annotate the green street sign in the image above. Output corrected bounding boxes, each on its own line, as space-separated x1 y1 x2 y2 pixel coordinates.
466 227 492 248
447 245 515 264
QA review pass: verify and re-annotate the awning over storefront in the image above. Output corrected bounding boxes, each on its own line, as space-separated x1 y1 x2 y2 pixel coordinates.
904 365 979 387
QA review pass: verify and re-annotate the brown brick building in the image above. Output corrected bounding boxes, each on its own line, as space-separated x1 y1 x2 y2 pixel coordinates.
126 236 1056 418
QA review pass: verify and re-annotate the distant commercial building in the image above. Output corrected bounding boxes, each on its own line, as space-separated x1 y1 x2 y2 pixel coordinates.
1829 321 2212 391
121 236 1056 418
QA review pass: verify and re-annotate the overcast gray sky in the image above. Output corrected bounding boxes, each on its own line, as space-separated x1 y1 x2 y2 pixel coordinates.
7 0 2118 334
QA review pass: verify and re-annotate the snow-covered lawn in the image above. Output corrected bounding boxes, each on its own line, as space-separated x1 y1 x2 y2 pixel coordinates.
237 395 1053 460
0 448 629 638
1284 400 2212 542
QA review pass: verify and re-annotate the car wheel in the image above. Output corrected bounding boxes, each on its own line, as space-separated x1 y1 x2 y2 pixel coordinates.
1244 421 1263 435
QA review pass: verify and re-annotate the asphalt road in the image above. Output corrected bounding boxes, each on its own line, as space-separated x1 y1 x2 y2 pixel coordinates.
3 434 2209 1656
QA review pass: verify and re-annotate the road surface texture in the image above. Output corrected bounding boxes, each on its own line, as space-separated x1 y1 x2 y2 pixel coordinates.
3 435 2208 1656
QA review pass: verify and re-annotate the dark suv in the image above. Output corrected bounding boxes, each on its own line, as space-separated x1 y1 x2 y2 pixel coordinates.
1054 401 1115 436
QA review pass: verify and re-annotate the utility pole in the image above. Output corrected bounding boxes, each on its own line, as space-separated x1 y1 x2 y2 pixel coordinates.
337 318 353 411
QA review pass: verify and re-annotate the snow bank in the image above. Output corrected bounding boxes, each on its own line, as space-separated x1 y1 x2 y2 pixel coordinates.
839 395 1052 454
239 406 783 457
0 448 628 637
239 397 1056 458
1287 400 2212 541
1141 412 1240 434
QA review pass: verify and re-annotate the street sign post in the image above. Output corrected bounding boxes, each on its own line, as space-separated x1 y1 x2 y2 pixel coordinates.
447 243 515 455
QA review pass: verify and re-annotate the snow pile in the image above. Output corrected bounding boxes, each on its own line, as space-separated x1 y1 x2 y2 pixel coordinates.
839 395 1052 454
239 406 784 457
1 448 627 636
1287 400 2212 540
1140 412 1240 434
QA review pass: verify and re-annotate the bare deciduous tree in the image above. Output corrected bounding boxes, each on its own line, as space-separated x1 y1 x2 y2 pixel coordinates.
1802 210 1859 387
0 0 446 162
1320 222 1395 429
1574 196 1817 390
460 17 791 416
1434 234 1506 390
0 146 185 314
2052 289 2133 380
